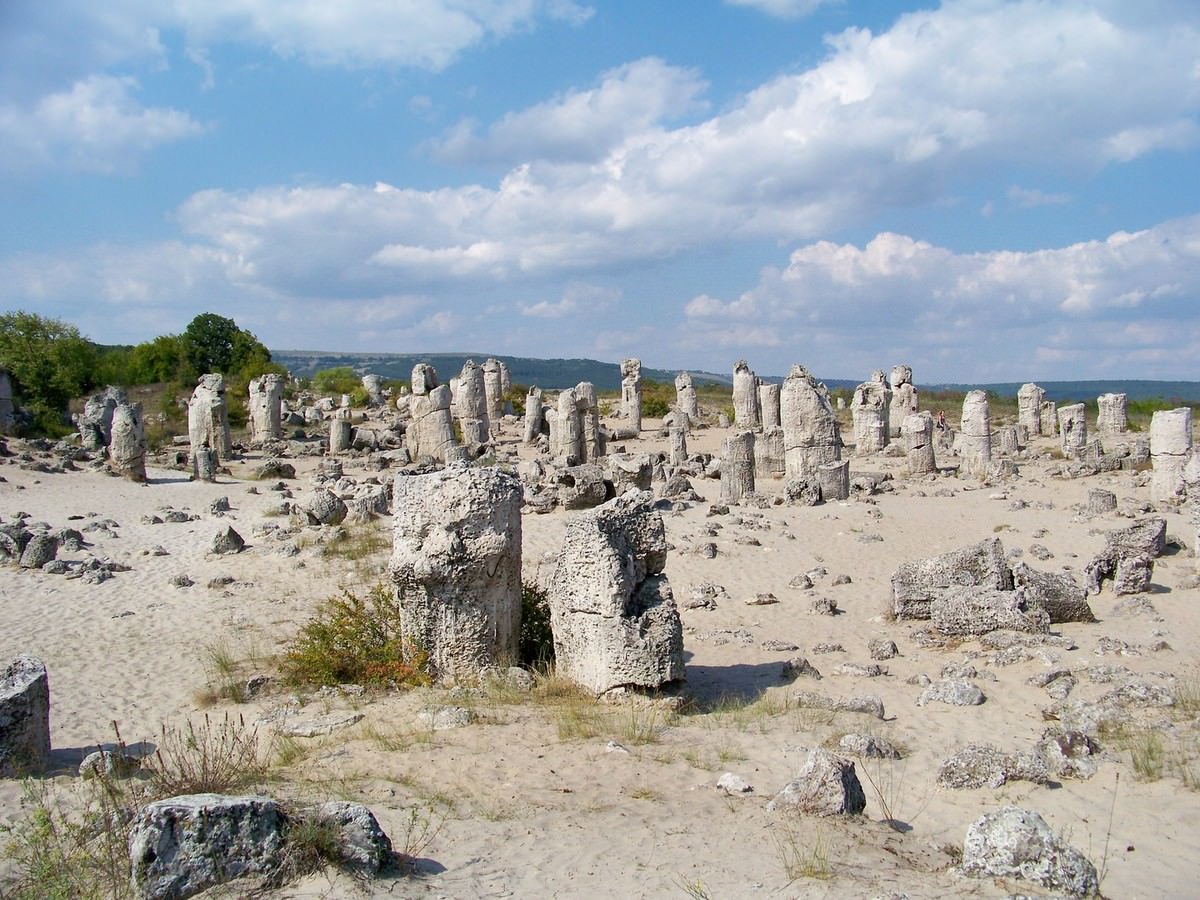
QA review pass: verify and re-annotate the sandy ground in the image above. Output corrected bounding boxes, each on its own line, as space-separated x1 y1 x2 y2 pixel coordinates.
1 408 1198 899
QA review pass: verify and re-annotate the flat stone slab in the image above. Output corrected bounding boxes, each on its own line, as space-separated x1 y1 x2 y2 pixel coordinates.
276 712 364 737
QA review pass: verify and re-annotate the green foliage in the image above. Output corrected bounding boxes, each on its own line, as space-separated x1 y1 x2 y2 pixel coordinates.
311 366 369 406
281 583 431 688
0 311 98 434
183 312 268 375
640 378 673 419
520 581 556 668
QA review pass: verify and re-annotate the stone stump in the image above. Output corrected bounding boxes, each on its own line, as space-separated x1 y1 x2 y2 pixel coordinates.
670 425 688 467
192 447 218 482
888 365 918 437
575 382 603 462
754 426 786 479
758 382 781 429
1057 403 1087 459
482 358 504 426
1097 393 1127 435
390 465 522 682
0 655 50 776
1150 407 1192 506
550 388 582 463
958 391 992 478
675 372 699 425
818 459 850 501
1039 400 1058 436
1087 489 1117 516
248 374 284 444
732 360 760 429
361 374 385 407
851 372 890 455
720 430 756 503
1017 384 1044 441
996 425 1020 457
620 358 643 433
328 416 353 455
523 387 544 444
408 385 456 463
411 364 438 396
455 360 490 445
903 412 937 474
547 491 685 695
109 402 147 482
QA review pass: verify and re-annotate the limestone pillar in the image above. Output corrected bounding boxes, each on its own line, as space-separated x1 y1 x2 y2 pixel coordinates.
523 387 544 444
551 388 582 463
674 372 699 425
109 402 147 482
575 382 603 462
1039 400 1058 437
732 360 760 429
1097 393 1128 435
0 369 13 433
329 414 353 456
362 374 385 407
411 364 438 396
903 412 937 475
818 459 850 501
620 358 643 433
720 430 756 503
248 374 284 444
188 374 232 468
959 390 992 478
1017 383 1044 440
482 358 504 427
455 360 490 445
851 371 890 455
1057 403 1087 459
670 425 688 467
754 426 786 479
79 387 124 452
888 365 918 437
781 364 841 480
1150 408 1192 506
0 655 50 776
758 382 781 429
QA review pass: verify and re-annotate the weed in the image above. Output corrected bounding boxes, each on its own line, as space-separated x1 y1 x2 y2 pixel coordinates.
274 810 344 883
273 735 311 768
674 876 713 899
1127 729 1165 781
858 756 927 833
772 820 831 882
619 702 670 745
144 713 268 799
1172 675 1200 717
319 523 389 562
396 803 448 869
520 581 556 668
629 786 660 801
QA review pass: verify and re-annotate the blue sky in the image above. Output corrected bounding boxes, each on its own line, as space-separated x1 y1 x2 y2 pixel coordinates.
1 0 1198 382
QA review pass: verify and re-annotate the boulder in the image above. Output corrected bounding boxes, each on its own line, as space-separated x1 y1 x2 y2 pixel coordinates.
766 748 866 816
937 744 1051 789
930 586 1050 636
960 806 1098 897
891 538 1012 620
316 801 393 873
304 488 348 526
0 655 50 776
211 526 245 555
1011 562 1095 623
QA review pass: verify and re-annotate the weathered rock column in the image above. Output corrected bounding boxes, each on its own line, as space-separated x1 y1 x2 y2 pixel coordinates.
455 360 490 445
996 425 1020 456
109 402 147 482
888 365 918 437
0 655 51 776
248 374 285 444
818 459 850 501
675 372 700 426
362 374 385 407
188 374 233 461
523 386 544 444
391 465 523 682
620 358 643 433
1183 454 1200 564
78 387 125 452
191 447 218 482
499 361 513 415
781 364 841 480
851 371 890 455
329 411 353 455
1017 383 1044 441
670 425 688 467
408 384 456 463
732 360 760 429
958 390 992 478
759 383 781 429
482 358 504 427
411 364 438 396
547 491 684 696
575 382 603 463
1039 400 1058 436
1150 408 1193 506
754 426 786 479
903 412 937 475
720 430 756 503
1057 403 1088 459
550 388 582 463
1097 393 1128 436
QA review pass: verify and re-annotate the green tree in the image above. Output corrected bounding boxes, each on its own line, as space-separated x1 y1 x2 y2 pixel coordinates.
0 311 98 434
183 313 241 374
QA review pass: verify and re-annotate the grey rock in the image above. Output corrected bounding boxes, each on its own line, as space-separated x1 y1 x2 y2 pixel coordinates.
960 806 1098 896
917 679 985 707
211 526 245 555
0 655 50 776
316 800 393 873
937 743 1051 789
838 733 901 759
1035 730 1099 780
930 586 1049 636
417 705 475 730
766 748 866 815
792 690 884 719
1011 562 1095 623
780 657 822 680
868 639 898 660
717 772 754 794
18 533 58 569
277 712 364 737
891 538 1012 620
79 748 141 779
304 488 348 526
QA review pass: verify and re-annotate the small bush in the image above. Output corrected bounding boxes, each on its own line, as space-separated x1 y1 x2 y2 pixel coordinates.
144 713 268 799
281 583 430 688
520 581 555 668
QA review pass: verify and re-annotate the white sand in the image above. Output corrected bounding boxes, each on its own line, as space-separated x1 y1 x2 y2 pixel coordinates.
2 417 1198 898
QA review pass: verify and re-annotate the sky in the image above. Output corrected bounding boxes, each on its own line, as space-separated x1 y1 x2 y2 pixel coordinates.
1 0 1198 383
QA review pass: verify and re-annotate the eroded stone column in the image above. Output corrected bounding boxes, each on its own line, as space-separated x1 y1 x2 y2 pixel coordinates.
958 390 992 478
551 388 582 463
188 374 233 467
1057 403 1088 459
670 425 688 467
720 430 756 503
903 412 937 475
523 387 544 444
1040 400 1058 436
329 411 353 455
391 465 522 682
851 371 890 456
411 364 438 396
733 360 760 429
408 384 456 463
0 369 13 433
1151 407 1192 506
482 358 504 427
109 402 147 482
576 382 603 462
455 360 490 445
621 358 643 433
79 387 125 452
248 374 284 444
675 372 699 426
1097 393 1128 435
888 365 918 437
362 374 385 407
754 426 786 479
1017 383 1044 440
781 364 841 480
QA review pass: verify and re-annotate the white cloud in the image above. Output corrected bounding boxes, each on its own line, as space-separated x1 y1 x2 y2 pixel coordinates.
0 75 203 173
1007 185 1071 208
724 0 833 19
520 282 620 317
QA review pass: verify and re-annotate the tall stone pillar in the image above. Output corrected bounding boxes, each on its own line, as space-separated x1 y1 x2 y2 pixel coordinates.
888 365 918 437
620 358 643 433
674 373 700 426
759 382 781 429
732 360 760 429
781 364 841 480
455 360 490 445
903 412 937 475
248 374 284 444
523 387 544 444
958 390 992 478
482 358 504 427
720 430 756 503
1097 393 1128 435
851 371 890 455
1017 383 1044 440
575 382 603 463
188 374 233 467
1057 403 1087 459
109 402 147 482
1150 408 1192 506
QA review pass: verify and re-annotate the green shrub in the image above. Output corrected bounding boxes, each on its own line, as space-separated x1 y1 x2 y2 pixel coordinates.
281 583 430 688
520 581 556 668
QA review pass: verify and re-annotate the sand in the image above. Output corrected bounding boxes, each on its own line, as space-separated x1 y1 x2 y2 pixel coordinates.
1 414 1198 899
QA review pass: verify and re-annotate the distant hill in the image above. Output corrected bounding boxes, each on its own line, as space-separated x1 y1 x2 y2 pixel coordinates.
925 380 1200 404
271 350 732 392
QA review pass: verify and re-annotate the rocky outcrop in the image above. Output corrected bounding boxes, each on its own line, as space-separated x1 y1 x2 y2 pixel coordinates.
891 538 1013 620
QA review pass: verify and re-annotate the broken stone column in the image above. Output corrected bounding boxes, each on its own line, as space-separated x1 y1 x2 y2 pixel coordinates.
248 374 285 444
78 386 125 452
620 358 643 433
996 425 1020 456
0 369 13 432
0 655 50 776
523 386 544 444
1150 407 1193 506
732 360 760 429
1017 384 1044 441
391 464 523 682
1057 403 1087 459
888 365 918 437
1183 454 1200 564
455 360 490 445
781 364 841 480
188 374 233 461
670 425 688 467
759 383 781 429
851 371 890 455
362 374 385 407
958 390 992 478
1039 400 1058 436
109 402 147 482
720 430 756 503
1097 393 1127 435
818 459 850 501
675 372 699 426
329 412 353 455
903 412 937 475
754 426 786 479
482 358 504 427
575 382 603 462
550 388 582 463
191 447 218 482
411 363 438 396
408 384 456 463
547 491 685 696
499 361 513 415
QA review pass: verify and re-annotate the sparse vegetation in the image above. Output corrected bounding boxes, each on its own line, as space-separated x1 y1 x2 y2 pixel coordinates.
772 820 832 882
520 580 556 668
144 713 268 799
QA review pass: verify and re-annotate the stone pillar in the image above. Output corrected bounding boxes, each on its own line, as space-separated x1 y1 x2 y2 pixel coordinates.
0 369 13 433
620 358 643 433
408 384 456 463
754 426 786 479
79 387 125 452
996 425 1020 456
390 465 523 682
720 430 756 503
851 371 890 455
1097 393 1128 435
362 374 385 407
959 390 992 478
818 459 850 501
188 374 233 461
670 425 688 467
1182 454 1200 564
482 358 504 427
411 364 438 396
575 382 603 463
191 447 218 482
781 364 841 480
888 365 918 437
109 402 147 482
1057 403 1087 459
1150 408 1192 506
903 412 937 475
551 388 582 463
0 655 50 776
1017 383 1044 440
675 372 699 426
455 360 490 445
732 360 760 429
248 374 284 444
1039 400 1058 437
758 382 781 429
329 414 353 455
523 387 544 444
547 491 684 696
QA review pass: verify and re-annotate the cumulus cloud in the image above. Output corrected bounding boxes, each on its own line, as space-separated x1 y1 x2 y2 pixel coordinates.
521 282 620 318
0 75 203 173
724 0 833 18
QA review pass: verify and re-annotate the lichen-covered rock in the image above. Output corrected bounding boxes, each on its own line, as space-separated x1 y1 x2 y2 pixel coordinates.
1011 563 1094 623
1035 730 1099 780
766 748 866 816
891 538 1012 620
128 794 286 899
838 733 901 759
316 801 393 873
391 464 523 682
606 453 652 495
930 586 1050 636
792 690 885 719
211 526 245 555
917 679 985 707
1085 517 1165 594
548 491 684 695
18 533 58 569
304 488 348 526
555 463 611 510
960 806 1098 897
0 655 50 776
937 743 1051 789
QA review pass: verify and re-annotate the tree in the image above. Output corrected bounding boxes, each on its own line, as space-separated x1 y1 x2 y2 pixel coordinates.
0 311 98 433
183 313 241 374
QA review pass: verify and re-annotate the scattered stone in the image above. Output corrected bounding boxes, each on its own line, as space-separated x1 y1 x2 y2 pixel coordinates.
170 574 194 588
960 806 1098 897
717 772 754 794
745 592 779 606
937 744 1051 789
211 526 245 555
767 748 866 816
762 639 800 652
1035 730 1099 780
809 642 845 654
781 657 822 680
792 690 884 719
809 596 838 616
917 679 985 707
930 586 1049 636
417 705 475 730
79 749 141 780
0 656 50 776
833 663 886 678
868 639 898 660
277 712 365 737
891 538 1012 620
838 733 901 759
